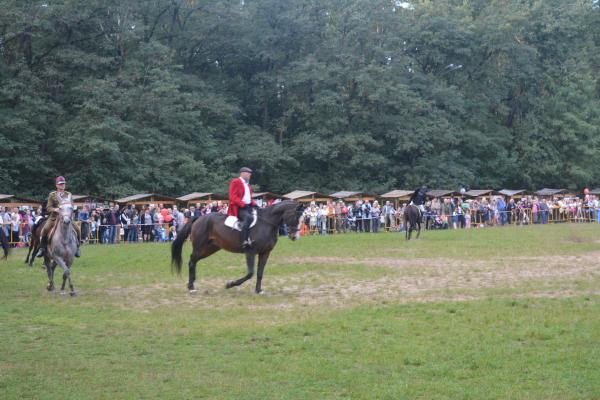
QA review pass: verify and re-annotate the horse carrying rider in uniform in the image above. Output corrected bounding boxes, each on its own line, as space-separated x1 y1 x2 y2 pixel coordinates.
36 176 81 258
228 167 258 250
409 185 428 217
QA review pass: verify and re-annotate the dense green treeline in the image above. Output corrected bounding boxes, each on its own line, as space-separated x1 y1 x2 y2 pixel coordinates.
1 0 599 198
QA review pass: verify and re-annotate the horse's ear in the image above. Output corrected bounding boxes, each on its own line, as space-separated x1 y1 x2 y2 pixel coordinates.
296 203 305 211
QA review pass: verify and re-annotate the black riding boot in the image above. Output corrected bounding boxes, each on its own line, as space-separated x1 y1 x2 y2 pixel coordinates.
36 235 48 258
239 207 253 250
241 223 252 250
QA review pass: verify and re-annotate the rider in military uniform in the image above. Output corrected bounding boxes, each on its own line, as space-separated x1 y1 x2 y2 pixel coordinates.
36 176 81 258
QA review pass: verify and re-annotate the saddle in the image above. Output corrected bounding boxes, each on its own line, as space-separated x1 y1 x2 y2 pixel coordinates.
47 219 60 245
224 213 258 231
46 218 77 245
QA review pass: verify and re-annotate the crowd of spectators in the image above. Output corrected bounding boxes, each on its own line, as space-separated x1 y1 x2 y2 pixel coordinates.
79 201 232 244
1 194 599 246
299 194 600 235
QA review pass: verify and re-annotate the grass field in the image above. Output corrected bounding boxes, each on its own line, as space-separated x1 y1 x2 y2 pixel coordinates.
1 224 600 399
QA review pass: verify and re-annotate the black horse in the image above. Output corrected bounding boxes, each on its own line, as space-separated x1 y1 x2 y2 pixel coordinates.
25 218 46 267
403 204 422 240
0 228 9 260
171 200 305 294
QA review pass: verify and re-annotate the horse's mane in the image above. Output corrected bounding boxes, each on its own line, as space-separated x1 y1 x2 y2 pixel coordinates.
258 200 296 214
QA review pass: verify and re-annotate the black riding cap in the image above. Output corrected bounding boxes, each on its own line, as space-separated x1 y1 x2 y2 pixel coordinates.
239 167 253 173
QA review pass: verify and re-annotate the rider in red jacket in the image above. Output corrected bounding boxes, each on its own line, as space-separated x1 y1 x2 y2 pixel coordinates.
228 167 257 249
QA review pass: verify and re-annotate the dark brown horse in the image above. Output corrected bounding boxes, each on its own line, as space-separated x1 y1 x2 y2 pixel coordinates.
403 204 422 240
0 228 9 260
25 218 46 267
171 200 305 294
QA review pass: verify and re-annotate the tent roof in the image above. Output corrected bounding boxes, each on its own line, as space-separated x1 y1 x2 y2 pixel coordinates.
283 190 333 200
426 189 459 198
177 192 225 201
115 193 179 204
380 190 413 199
252 192 282 199
330 191 373 199
71 194 112 203
498 189 527 197
464 189 497 197
535 188 569 196
0 194 42 204
589 188 600 195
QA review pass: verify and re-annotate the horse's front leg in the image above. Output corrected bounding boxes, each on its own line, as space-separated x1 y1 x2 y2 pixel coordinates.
225 251 256 289
416 221 421 239
25 246 32 264
255 251 271 294
55 257 76 296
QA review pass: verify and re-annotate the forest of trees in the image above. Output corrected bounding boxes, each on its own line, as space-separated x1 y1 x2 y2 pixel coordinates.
1 0 599 198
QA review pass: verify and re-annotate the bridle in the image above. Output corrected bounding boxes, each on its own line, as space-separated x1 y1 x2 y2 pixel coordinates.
256 202 304 236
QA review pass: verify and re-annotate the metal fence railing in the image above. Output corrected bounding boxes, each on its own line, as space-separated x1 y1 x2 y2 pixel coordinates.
1 206 599 245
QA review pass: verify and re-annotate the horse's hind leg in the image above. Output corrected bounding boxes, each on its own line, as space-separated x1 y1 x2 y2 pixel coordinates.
187 244 220 293
416 221 422 239
46 260 56 291
226 251 256 289
254 251 271 294
30 243 38 267
188 258 197 293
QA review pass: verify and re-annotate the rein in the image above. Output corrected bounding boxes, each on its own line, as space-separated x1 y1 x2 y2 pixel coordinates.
256 202 301 230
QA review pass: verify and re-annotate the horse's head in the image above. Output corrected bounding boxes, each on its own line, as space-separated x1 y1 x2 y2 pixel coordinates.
59 203 74 224
282 201 305 240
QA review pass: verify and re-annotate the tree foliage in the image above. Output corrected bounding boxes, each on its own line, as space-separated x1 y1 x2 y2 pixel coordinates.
1 0 599 197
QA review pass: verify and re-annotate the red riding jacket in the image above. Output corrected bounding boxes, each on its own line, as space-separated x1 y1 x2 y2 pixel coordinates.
228 177 257 217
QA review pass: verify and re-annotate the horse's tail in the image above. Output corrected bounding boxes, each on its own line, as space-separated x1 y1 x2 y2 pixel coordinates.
0 229 9 260
171 218 195 275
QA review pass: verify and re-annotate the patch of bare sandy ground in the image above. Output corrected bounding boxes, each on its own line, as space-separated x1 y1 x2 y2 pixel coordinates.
98 251 600 312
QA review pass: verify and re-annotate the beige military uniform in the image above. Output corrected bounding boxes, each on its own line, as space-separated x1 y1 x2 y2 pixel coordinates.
40 190 81 241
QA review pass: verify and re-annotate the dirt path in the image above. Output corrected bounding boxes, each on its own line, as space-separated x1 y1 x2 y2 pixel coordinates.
99 251 600 311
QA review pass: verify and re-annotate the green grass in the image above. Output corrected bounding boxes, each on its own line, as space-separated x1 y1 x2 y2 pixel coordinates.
1 224 600 399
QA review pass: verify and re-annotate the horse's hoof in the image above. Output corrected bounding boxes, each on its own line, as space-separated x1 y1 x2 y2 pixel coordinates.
225 281 234 289
256 290 264 295
70 291 77 297
189 289 197 294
